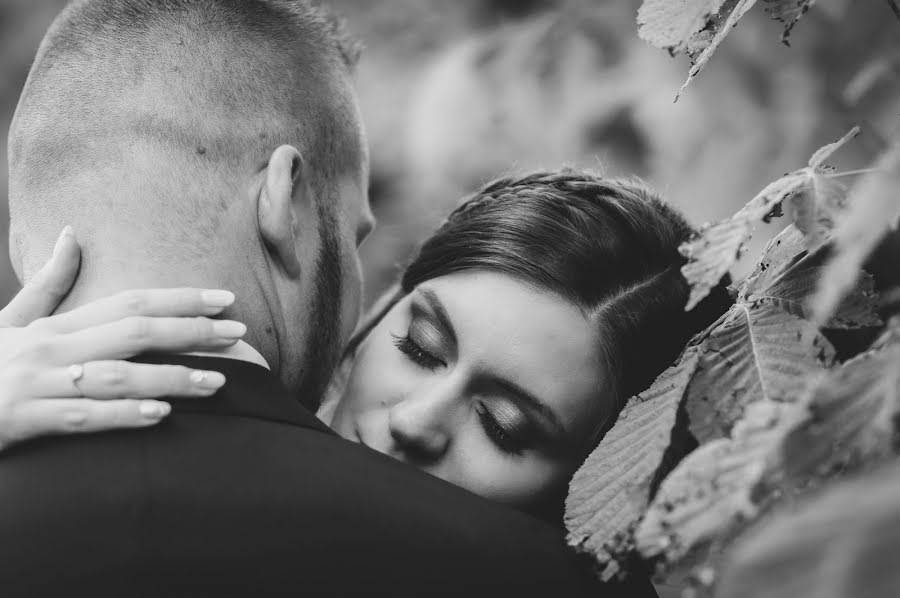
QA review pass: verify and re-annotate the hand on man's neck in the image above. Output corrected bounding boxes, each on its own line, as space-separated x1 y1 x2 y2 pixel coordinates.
50 252 280 374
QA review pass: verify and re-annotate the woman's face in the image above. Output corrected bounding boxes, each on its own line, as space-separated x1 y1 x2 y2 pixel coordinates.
329 270 608 509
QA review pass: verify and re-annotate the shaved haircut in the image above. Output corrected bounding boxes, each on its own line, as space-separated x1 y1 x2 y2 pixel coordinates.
8 0 365 276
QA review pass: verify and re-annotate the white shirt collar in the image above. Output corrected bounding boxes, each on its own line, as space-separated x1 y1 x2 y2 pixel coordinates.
185 340 270 369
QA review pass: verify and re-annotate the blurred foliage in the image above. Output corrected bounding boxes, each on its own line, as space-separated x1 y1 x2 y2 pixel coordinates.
716 459 900 598
564 1 900 596
331 0 897 306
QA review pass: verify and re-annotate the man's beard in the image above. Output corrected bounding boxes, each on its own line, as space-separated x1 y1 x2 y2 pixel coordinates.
296 205 344 408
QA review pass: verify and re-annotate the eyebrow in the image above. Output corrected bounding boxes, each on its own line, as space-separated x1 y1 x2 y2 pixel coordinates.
418 288 458 346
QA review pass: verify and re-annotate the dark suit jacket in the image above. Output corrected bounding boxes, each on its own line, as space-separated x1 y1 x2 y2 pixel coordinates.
0 355 655 597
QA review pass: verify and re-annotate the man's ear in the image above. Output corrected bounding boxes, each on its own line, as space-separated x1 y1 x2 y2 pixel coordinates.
258 145 311 278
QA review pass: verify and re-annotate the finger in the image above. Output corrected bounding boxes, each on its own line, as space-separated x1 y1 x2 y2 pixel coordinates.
11 398 174 441
29 317 247 366
33 317 247 365
33 288 236 334
33 361 226 399
0 227 81 327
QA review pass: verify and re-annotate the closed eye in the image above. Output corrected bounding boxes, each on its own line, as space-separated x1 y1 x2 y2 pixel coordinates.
475 399 536 456
392 333 445 371
476 406 525 455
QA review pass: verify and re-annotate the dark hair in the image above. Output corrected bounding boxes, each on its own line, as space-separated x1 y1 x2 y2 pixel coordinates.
399 170 732 440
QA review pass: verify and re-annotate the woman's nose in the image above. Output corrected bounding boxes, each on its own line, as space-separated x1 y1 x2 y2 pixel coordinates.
387 389 457 462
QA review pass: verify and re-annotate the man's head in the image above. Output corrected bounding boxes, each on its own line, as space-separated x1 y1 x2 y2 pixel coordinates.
8 0 375 399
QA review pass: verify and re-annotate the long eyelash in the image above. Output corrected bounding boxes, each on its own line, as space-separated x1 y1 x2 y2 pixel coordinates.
476 406 524 456
392 333 444 371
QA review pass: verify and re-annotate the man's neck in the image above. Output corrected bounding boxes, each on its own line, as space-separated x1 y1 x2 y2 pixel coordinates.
186 340 270 369
53 264 280 373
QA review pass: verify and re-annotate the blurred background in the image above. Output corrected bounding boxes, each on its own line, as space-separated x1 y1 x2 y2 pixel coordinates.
1 0 897 308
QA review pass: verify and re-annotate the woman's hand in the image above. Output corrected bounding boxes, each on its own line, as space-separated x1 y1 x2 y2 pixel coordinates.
0 227 247 450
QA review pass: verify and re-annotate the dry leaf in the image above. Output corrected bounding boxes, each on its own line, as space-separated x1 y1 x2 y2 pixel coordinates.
762 0 818 45
681 128 859 310
637 0 760 99
807 127 861 169
565 350 699 580
820 269 880 329
680 173 807 310
718 460 900 598
637 0 731 56
677 0 759 99
738 226 880 329
786 127 860 247
780 333 900 483
685 302 835 442
635 400 805 568
810 142 900 325
785 174 847 248
628 282 888 579
735 225 808 295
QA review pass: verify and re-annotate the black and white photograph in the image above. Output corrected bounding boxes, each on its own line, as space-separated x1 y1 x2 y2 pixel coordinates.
0 1 898 596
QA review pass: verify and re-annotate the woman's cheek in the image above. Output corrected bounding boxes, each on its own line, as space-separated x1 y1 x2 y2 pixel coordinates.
355 342 393 411
444 432 517 501
342 332 389 414
464 451 560 506
355 328 415 412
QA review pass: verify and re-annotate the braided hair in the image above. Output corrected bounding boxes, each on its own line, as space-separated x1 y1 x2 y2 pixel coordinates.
400 169 732 441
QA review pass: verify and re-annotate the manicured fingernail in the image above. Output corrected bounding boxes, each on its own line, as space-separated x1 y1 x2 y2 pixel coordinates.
201 290 235 308
140 401 171 419
52 226 73 258
212 320 247 338
190 370 226 389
